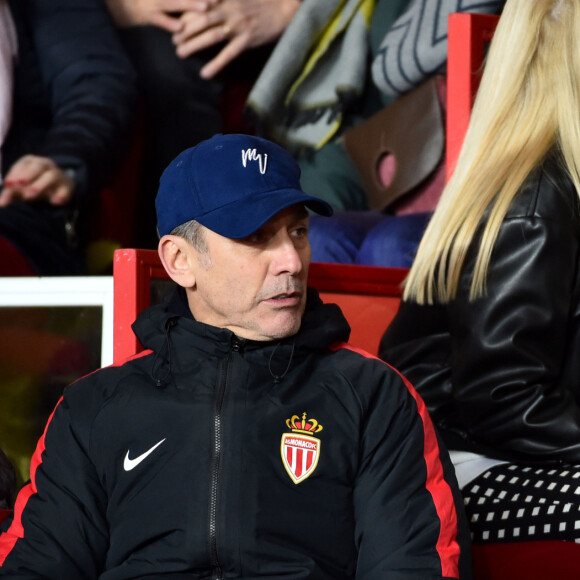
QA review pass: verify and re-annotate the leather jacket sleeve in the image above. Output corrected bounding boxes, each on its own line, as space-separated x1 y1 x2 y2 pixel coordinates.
382 164 580 463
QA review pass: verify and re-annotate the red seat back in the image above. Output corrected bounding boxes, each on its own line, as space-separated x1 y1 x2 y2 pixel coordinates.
446 13 500 179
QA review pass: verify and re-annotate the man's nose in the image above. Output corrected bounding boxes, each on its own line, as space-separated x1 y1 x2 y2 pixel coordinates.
271 236 305 275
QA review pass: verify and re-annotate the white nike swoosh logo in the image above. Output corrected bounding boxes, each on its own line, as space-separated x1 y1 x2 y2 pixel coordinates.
123 438 166 471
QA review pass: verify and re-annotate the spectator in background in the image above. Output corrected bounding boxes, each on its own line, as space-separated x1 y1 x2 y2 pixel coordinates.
105 0 300 248
381 0 580 545
246 0 504 267
0 0 138 276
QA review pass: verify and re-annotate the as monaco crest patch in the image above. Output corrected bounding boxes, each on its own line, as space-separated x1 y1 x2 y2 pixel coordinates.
281 413 323 484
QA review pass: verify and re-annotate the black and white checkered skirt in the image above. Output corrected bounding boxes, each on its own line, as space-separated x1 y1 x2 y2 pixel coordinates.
462 463 580 543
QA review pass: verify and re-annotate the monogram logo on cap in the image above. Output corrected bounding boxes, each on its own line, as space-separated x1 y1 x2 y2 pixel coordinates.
241 148 268 174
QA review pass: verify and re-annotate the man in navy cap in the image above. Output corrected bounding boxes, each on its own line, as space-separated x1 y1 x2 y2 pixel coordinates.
0 134 470 579
154 133 333 343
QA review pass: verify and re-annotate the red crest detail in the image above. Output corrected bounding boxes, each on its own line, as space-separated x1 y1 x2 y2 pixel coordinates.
280 433 321 484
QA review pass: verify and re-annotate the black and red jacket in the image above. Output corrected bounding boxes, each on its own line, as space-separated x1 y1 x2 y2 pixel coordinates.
0 287 470 578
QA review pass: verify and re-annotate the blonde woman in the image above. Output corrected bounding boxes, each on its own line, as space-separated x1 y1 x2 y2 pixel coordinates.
381 0 580 545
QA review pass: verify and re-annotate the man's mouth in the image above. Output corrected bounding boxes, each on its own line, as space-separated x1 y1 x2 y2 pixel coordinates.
271 291 299 300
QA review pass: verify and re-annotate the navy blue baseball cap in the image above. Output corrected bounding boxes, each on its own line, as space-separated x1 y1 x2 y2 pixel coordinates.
155 134 333 238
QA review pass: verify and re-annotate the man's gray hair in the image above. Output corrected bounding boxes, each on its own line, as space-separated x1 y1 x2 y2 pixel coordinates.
170 220 208 252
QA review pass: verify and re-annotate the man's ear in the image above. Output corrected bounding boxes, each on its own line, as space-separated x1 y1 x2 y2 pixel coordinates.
158 235 196 288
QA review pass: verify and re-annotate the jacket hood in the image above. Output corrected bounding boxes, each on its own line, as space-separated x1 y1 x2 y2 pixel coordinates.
133 286 349 349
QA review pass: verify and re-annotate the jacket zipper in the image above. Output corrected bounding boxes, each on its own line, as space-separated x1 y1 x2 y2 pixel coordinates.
209 337 242 580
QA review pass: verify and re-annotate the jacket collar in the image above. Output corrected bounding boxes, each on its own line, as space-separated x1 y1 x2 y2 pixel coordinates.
132 284 351 358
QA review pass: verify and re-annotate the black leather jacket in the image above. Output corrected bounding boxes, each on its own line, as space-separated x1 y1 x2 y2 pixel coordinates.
381 157 580 463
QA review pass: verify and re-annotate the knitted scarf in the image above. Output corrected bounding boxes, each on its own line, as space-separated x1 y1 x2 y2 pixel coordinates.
245 0 375 154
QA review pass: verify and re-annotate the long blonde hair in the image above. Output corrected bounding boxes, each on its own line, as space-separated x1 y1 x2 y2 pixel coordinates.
404 0 580 304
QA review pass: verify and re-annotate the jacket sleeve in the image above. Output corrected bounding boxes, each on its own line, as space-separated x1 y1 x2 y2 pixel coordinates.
0 391 108 577
351 355 470 580
441 187 580 461
17 0 139 201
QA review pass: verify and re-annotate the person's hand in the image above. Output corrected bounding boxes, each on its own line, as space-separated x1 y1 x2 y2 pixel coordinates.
0 155 75 208
105 0 218 33
173 0 300 79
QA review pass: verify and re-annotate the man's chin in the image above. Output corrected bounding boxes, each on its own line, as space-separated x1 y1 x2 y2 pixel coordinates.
259 313 302 341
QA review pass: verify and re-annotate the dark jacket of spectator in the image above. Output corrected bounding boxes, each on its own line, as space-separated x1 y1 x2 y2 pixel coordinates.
0 0 138 274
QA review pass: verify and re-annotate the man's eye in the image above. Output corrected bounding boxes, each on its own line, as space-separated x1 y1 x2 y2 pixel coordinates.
292 226 308 238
